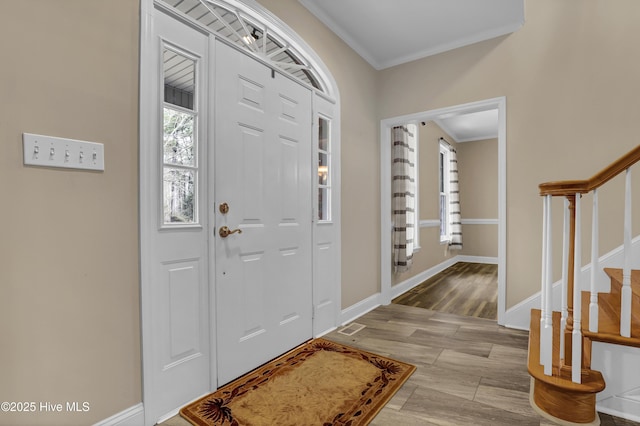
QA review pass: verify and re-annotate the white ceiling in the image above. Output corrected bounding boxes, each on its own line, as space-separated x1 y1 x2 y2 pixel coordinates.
298 0 520 141
435 109 499 143
298 0 525 70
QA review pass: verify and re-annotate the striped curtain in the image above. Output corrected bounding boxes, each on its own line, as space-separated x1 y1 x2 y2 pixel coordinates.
448 147 462 250
392 126 416 273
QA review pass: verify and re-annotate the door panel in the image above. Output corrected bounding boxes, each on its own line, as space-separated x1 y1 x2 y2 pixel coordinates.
144 11 210 424
214 40 312 386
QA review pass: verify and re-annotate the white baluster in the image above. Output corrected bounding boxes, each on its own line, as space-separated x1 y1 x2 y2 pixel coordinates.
540 195 547 364
541 195 553 375
589 189 599 333
572 194 583 384
560 197 570 362
621 168 632 338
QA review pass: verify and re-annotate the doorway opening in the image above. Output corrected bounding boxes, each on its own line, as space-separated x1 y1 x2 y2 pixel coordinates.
380 97 507 325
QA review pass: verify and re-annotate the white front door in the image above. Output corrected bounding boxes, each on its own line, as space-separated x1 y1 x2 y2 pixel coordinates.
214 40 313 385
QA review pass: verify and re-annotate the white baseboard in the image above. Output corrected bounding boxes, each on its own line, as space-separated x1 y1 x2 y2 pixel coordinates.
503 289 548 331
597 397 640 423
339 293 381 326
456 255 498 265
93 403 144 426
503 235 640 332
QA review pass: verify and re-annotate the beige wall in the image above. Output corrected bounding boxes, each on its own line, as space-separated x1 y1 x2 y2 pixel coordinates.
0 1 140 425
458 138 498 258
378 0 640 308
3 1 640 424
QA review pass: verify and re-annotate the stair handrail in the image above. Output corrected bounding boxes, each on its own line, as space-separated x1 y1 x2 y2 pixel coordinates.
539 144 640 196
537 144 639 384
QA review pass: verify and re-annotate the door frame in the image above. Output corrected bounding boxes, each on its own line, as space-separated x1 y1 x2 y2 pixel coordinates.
379 97 507 325
139 1 341 423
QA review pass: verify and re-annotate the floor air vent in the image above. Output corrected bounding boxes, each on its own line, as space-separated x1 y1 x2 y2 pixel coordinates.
338 323 366 336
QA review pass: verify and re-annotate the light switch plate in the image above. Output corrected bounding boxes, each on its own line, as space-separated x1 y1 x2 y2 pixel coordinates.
23 133 104 171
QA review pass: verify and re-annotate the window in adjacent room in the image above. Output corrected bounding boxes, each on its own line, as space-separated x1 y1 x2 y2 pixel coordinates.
439 140 450 243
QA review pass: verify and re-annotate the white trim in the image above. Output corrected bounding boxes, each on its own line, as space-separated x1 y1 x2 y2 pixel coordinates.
93 404 144 426
457 255 499 264
420 219 440 228
376 21 525 70
420 218 499 227
461 218 499 225
598 398 640 424
154 0 339 102
496 97 507 326
298 0 524 70
139 4 157 425
433 117 498 143
297 0 380 70
380 97 507 324
339 293 382 326
153 389 210 425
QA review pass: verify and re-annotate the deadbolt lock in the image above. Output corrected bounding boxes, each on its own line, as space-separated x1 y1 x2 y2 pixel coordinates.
219 202 230 214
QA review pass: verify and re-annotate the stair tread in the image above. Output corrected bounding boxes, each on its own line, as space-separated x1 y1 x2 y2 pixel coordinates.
603 268 640 297
581 290 640 347
529 309 605 393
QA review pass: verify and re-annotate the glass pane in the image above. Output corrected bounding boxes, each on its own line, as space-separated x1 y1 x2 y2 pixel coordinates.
163 168 196 224
318 153 329 185
164 49 195 109
439 151 445 193
164 108 195 166
319 117 329 151
318 187 330 221
440 193 447 238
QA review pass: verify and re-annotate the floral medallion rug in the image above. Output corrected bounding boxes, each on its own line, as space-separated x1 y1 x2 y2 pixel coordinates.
180 338 416 426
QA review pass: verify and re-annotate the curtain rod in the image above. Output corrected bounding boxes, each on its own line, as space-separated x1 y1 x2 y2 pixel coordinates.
439 137 456 152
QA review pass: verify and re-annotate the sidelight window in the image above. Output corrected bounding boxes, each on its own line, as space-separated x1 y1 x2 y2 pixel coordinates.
318 116 331 221
162 47 199 225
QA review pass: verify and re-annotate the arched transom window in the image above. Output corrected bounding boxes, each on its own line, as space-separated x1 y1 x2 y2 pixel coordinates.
158 0 329 94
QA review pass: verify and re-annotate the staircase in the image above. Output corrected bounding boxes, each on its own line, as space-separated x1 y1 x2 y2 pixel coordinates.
527 145 640 425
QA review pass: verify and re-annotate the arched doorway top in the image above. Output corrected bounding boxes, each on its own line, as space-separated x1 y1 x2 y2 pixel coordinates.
156 0 338 100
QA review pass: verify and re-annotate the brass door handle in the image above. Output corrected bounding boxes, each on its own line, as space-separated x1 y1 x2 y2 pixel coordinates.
219 226 242 238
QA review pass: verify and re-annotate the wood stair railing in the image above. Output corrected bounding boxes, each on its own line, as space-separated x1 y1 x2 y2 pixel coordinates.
528 145 640 425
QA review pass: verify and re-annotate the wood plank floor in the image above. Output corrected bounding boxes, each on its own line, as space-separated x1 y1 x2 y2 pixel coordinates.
160 304 637 426
393 262 498 320
325 304 636 426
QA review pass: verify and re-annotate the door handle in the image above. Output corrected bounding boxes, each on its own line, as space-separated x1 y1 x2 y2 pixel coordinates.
219 226 242 238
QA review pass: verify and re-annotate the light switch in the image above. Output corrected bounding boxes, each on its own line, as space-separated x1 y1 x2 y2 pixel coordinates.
23 133 104 171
